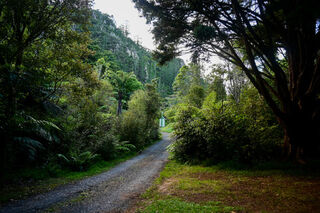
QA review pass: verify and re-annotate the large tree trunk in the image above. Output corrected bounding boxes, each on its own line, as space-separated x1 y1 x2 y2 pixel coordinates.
280 109 320 162
279 11 320 161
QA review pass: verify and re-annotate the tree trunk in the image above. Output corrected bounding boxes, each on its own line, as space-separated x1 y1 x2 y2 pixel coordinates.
117 99 122 116
7 85 17 119
0 135 7 176
280 111 320 162
117 92 123 116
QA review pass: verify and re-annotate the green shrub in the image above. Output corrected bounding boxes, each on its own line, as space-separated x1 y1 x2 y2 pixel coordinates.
161 122 174 133
93 132 117 160
118 82 160 150
60 87 119 161
164 107 175 123
171 87 282 164
120 109 147 149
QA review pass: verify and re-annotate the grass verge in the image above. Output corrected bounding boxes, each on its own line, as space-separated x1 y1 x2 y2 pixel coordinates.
161 123 174 133
136 160 320 213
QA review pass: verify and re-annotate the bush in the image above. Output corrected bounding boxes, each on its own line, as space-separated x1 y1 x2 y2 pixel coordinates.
171 87 282 164
164 106 177 123
119 109 147 149
59 80 120 161
118 82 160 150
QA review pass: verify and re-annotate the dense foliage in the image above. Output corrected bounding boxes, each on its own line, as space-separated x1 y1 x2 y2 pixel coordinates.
172 89 282 164
166 64 282 164
0 0 95 171
3 0 316 192
0 2 178 176
119 81 161 149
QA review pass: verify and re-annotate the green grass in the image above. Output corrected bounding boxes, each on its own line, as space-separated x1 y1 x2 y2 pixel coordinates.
161 123 174 133
0 152 137 204
137 160 320 213
140 199 240 213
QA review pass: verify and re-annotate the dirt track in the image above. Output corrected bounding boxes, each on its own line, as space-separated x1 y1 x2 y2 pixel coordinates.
0 132 171 213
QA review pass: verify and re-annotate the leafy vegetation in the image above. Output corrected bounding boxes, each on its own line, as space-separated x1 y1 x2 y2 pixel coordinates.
57 151 100 172
161 123 174 133
172 87 282 164
131 1 320 211
119 81 161 149
0 0 183 201
162 63 282 164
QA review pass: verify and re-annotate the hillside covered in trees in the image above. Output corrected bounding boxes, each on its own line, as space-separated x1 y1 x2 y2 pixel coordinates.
89 10 184 97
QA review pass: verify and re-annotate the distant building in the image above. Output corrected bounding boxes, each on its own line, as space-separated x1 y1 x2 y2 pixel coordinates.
159 112 165 127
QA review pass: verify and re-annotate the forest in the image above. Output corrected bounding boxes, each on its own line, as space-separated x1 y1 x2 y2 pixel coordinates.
0 1 183 178
1 0 320 212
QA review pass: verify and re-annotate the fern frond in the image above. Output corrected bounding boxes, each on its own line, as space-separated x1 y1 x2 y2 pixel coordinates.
57 154 70 163
13 137 44 160
36 127 54 142
18 114 61 142
114 141 136 152
14 137 44 149
24 115 61 131
57 151 100 171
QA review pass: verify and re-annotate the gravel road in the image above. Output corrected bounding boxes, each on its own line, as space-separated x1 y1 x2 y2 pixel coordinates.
0 132 172 213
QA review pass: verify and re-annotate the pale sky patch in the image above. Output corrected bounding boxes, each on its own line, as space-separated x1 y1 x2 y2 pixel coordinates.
93 0 222 71
93 0 155 50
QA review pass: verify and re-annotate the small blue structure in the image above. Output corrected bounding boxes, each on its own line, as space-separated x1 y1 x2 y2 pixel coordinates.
159 112 165 127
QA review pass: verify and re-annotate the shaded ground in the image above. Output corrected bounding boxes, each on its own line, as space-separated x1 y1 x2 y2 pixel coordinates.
138 161 320 213
0 132 171 213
